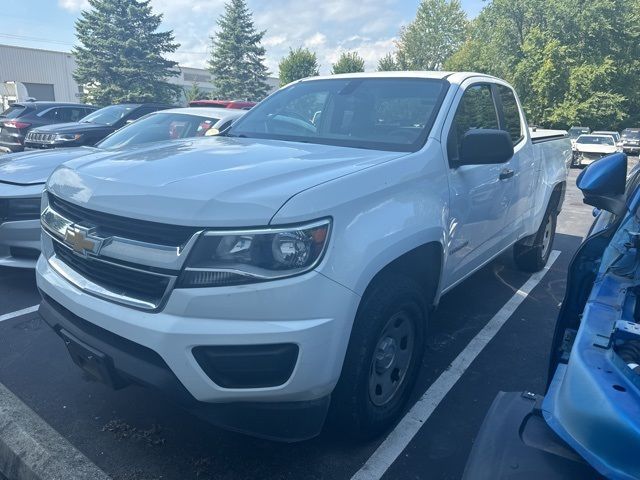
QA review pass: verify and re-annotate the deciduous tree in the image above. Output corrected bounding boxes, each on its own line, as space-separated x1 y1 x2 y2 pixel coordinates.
331 51 365 74
278 47 319 86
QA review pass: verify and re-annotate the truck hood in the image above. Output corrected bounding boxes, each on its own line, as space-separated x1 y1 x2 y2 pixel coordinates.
47 136 407 227
575 144 617 154
0 147 99 185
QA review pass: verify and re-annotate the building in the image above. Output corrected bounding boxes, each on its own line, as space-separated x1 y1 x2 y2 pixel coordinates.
0 44 279 109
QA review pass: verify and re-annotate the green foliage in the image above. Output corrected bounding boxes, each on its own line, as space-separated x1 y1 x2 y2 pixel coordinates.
395 0 468 70
331 51 365 74
208 0 270 101
184 82 208 103
278 47 320 86
73 0 180 105
445 0 640 130
377 52 400 72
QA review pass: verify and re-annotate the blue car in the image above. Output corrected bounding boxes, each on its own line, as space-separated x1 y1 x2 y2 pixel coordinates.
464 152 640 480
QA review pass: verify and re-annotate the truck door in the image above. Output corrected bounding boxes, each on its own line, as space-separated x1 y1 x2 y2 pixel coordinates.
443 82 516 286
493 84 536 240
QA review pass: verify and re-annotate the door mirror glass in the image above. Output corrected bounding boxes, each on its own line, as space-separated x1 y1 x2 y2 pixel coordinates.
458 129 514 166
577 152 627 216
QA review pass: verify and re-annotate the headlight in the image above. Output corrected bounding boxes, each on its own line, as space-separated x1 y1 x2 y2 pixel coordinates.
54 133 82 142
178 219 331 287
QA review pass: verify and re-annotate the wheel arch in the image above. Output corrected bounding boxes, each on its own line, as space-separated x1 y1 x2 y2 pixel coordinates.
360 241 444 312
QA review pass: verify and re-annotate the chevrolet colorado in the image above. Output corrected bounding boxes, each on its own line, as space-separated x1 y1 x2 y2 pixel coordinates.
36 72 571 441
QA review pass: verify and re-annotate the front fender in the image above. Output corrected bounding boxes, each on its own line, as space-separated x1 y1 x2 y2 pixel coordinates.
271 144 449 297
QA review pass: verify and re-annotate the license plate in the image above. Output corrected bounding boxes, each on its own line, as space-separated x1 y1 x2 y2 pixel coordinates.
59 329 126 389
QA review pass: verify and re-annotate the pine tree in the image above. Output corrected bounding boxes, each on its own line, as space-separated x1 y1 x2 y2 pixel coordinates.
184 82 207 103
278 47 319 86
331 51 366 74
208 0 270 101
73 0 180 105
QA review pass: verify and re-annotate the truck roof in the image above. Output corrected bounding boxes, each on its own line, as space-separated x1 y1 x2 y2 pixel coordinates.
297 71 504 86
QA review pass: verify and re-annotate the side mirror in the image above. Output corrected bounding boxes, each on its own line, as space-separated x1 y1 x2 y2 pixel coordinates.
577 152 627 216
458 129 514 166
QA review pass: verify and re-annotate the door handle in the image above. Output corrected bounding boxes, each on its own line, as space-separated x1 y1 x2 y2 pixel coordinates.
499 168 515 180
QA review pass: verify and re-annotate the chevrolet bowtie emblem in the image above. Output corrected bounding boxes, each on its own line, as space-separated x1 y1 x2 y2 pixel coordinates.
63 225 103 256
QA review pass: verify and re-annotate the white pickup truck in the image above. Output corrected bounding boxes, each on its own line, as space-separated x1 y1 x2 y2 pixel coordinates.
36 72 570 442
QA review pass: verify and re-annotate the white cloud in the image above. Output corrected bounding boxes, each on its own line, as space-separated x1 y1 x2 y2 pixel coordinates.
58 0 411 75
57 0 88 11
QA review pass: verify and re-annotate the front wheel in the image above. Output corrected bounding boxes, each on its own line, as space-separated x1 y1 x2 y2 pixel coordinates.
514 210 557 272
329 275 426 439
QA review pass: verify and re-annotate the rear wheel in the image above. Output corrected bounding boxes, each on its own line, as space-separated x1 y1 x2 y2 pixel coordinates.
330 275 426 439
514 209 556 272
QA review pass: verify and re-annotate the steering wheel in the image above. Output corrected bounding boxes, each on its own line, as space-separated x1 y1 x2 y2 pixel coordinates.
266 111 317 135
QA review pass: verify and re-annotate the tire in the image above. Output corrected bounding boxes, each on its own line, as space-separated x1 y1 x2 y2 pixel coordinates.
514 209 557 272
329 274 427 439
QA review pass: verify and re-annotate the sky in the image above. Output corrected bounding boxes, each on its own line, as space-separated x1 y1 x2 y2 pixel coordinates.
1 0 486 75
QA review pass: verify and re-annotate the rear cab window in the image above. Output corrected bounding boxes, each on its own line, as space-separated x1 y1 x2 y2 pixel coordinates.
496 85 524 144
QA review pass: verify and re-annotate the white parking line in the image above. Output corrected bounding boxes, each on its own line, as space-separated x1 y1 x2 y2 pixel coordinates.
351 250 561 480
0 304 39 323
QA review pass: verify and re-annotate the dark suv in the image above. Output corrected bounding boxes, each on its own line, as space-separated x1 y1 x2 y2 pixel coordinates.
24 103 173 149
0 102 97 153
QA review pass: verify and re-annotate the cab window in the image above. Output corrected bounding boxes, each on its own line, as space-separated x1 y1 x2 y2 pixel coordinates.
496 85 523 144
447 84 499 164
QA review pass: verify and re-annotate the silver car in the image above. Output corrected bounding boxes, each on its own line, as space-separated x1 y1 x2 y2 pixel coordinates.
0 107 245 268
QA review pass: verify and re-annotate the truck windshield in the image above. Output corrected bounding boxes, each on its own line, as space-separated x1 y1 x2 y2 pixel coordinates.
227 78 449 152
577 135 615 145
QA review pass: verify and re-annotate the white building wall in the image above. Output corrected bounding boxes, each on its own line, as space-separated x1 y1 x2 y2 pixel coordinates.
0 44 80 102
0 44 279 106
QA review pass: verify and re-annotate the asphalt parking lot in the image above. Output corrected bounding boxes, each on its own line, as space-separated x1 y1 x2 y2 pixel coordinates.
0 165 611 480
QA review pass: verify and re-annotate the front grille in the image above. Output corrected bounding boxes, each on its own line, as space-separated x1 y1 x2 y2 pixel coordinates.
0 198 41 222
582 152 606 161
53 241 171 306
27 132 54 143
48 193 198 247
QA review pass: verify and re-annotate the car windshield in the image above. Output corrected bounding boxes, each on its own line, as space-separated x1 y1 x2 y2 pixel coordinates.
80 105 137 126
622 130 640 140
568 127 589 139
96 112 220 149
227 78 448 152
577 135 615 145
0 104 29 118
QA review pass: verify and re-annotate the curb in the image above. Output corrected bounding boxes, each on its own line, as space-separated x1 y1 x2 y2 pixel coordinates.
0 382 110 480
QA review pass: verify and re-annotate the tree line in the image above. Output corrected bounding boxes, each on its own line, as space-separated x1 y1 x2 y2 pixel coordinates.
74 0 640 129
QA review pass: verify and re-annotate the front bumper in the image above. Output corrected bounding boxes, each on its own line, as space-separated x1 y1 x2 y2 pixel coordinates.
36 254 360 438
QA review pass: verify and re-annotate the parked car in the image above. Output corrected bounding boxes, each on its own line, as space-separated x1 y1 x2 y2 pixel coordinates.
592 130 621 145
572 134 618 167
463 153 640 480
568 126 590 150
620 128 640 155
23 103 173 150
189 99 256 109
36 72 570 442
0 102 97 153
0 107 245 268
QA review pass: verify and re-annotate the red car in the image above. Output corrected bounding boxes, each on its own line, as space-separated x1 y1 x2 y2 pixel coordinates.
188 100 256 110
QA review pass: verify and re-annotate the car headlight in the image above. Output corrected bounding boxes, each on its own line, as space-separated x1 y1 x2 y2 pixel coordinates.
54 133 82 142
178 219 331 287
